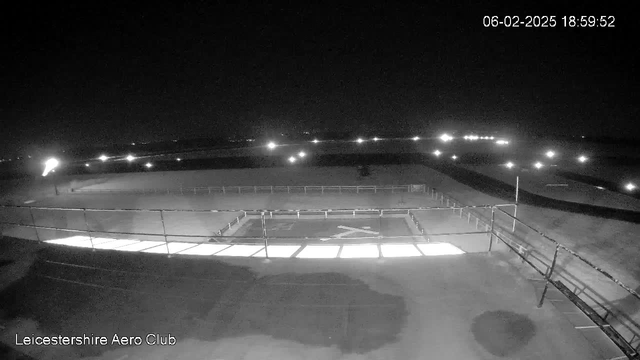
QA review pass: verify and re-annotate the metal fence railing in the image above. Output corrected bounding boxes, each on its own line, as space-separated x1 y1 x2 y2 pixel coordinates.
70 184 427 195
1 198 639 359
427 187 640 359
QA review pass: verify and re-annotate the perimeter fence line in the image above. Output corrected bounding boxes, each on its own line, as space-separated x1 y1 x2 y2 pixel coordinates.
2 195 640 358
69 184 427 195
427 187 640 359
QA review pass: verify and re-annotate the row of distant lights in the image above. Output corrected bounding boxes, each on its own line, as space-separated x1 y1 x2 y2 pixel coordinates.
266 142 308 163
501 152 636 192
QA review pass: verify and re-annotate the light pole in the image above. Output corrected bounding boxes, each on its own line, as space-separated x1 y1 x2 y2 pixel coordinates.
42 158 60 195
512 176 519 232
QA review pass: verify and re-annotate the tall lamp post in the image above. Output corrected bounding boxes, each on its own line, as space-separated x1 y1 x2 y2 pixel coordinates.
42 158 60 195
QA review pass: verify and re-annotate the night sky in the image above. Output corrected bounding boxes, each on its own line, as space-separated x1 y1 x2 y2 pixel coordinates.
2 2 638 154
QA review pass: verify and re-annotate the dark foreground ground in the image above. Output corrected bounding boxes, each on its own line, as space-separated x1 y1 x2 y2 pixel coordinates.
0 237 602 360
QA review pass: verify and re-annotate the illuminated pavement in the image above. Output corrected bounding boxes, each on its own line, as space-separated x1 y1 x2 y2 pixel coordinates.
44 235 466 258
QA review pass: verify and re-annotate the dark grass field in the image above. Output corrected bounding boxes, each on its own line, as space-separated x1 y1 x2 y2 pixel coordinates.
0 242 407 358
231 217 414 243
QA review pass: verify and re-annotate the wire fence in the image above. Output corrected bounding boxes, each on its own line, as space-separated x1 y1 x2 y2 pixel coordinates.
1 195 640 358
70 184 427 195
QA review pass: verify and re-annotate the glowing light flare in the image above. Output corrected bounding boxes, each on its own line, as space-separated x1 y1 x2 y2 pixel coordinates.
42 158 59 177
534 162 544 169
505 161 515 169
98 155 108 162
496 139 509 145
625 183 637 191
545 150 556 158
578 155 588 163
145 162 153 168
126 155 136 162
312 139 319 143
433 150 442 157
298 151 306 158
373 137 379 141
356 138 364 144
288 156 297 163
451 155 457 160
176 158 182 162
413 136 421 141
267 141 277 149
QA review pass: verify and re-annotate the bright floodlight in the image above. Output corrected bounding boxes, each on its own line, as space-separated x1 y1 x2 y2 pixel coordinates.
625 183 637 191
534 162 544 169
356 138 364 143
433 150 441 157
545 150 555 158
373 137 379 141
413 136 421 141
85 163 90 167
176 158 182 162
42 158 59 177
145 162 153 168
496 139 509 145
298 151 306 158
288 156 297 163
505 161 515 169
451 155 457 160
578 155 588 163
312 139 319 143
98 154 108 162
439 134 452 142
126 155 135 162
267 141 277 149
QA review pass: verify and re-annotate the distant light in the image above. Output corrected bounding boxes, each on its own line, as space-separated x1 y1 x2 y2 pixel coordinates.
356 138 364 143
413 136 421 141
595 186 605 190
98 155 108 162
298 151 306 158
267 141 277 150
581 136 585 139
490 136 495 140
505 162 515 169
534 162 544 169
451 155 457 160
433 150 441 157
439 134 452 142
176 158 182 162
625 183 637 192
496 139 509 145
463 136 468 140
126 155 135 162
312 139 319 144
288 156 297 163
144 162 153 168
373 137 379 141
545 150 555 158
578 155 588 163
131 142 136 146
42 158 59 177
85 163 90 167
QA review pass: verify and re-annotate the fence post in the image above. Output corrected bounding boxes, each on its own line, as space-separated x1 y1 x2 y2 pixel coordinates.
357 186 360 194
261 212 269 259
538 244 560 308
322 186 324 194
159 210 171 257
82 209 95 251
254 186 257 194
271 186 274 194
28 207 41 242
208 187 211 195
223 186 226 194
194 188 196 195
288 186 290 194
297 211 300 219
325 211 327 219
488 207 495 252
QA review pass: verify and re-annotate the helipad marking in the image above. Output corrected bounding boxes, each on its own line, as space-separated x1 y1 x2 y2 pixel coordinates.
321 225 380 241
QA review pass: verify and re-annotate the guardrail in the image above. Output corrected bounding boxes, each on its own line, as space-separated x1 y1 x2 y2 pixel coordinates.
427 187 640 359
1 199 639 358
70 184 427 195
